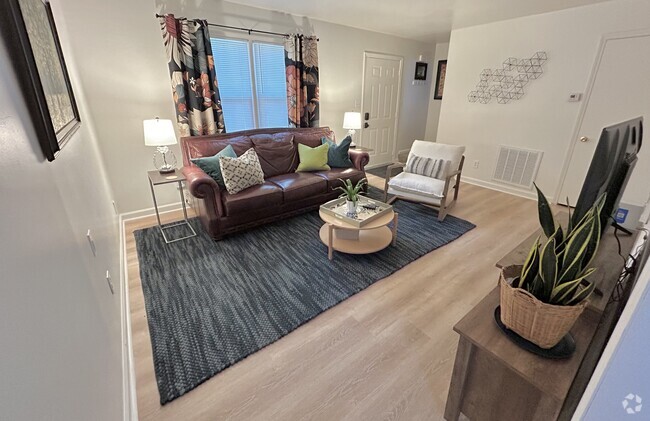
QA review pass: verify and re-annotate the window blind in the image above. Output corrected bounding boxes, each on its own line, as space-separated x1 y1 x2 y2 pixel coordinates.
210 37 288 132
210 38 254 132
253 43 289 128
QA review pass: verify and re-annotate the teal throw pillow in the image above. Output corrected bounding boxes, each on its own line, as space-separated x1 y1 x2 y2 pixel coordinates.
191 144 237 186
321 136 353 168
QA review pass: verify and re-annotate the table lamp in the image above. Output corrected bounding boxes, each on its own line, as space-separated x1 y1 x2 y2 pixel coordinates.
143 117 177 174
342 112 362 148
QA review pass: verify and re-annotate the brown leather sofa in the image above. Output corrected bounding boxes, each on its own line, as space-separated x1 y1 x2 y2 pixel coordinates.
181 127 370 239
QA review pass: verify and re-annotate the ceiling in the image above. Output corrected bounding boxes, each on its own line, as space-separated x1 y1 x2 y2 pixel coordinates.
226 0 610 43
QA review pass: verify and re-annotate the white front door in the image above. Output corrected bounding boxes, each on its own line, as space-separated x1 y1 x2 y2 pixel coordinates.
559 33 650 206
360 52 403 167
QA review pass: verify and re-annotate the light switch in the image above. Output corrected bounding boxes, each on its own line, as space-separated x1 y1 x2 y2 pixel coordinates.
86 230 97 256
106 270 115 295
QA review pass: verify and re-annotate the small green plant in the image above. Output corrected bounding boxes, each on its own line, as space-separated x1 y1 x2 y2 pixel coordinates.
514 184 606 306
335 178 367 204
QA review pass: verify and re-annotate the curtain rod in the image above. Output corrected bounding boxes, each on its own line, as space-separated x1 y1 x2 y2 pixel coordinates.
155 14 319 40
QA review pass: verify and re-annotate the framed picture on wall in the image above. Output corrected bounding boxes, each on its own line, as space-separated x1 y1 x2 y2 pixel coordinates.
1 0 81 161
434 59 447 100
414 61 428 80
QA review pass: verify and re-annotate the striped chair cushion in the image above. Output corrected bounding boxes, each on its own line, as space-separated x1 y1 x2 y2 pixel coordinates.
405 155 451 180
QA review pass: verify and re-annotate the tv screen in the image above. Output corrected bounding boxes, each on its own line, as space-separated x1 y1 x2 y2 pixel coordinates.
571 117 643 234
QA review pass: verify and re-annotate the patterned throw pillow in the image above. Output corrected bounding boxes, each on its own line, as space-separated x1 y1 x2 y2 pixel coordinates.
405 154 451 180
219 148 265 195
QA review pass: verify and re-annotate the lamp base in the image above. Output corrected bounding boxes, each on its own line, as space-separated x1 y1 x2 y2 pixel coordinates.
158 166 176 174
153 147 177 174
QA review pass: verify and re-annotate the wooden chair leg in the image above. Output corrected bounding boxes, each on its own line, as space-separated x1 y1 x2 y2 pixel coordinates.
438 206 447 221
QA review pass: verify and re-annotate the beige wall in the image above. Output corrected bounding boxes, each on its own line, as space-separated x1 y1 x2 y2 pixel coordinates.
57 0 435 214
0 0 124 418
435 0 650 200
423 42 449 141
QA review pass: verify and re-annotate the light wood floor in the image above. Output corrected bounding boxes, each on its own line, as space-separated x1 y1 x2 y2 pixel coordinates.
125 175 539 421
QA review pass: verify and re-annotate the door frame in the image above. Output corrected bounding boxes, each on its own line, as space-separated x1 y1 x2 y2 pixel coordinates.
360 51 404 167
554 29 650 203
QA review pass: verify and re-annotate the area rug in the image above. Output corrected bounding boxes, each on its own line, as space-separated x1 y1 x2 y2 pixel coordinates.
134 187 475 404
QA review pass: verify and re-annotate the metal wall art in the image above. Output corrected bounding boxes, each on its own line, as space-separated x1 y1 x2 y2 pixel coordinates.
468 52 547 105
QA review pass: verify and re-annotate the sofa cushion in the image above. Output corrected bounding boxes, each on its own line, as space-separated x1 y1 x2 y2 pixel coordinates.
190 144 237 187
322 136 353 168
314 168 365 191
250 133 298 177
185 135 253 160
221 181 283 215
219 148 265 194
267 173 328 202
294 131 333 148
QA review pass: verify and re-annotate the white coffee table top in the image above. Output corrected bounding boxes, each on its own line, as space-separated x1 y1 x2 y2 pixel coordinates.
318 208 395 230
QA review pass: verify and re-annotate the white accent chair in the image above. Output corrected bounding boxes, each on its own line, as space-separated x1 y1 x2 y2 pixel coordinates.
383 141 466 221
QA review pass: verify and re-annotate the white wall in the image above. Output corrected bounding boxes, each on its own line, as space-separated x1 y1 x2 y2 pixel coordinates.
0 0 124 419
424 42 449 141
435 0 650 200
57 0 434 214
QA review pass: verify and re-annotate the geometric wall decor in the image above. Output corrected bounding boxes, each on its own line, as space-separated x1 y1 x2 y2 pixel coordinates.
468 51 547 104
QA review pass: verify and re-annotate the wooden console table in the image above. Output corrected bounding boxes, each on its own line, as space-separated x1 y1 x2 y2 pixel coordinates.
444 226 635 421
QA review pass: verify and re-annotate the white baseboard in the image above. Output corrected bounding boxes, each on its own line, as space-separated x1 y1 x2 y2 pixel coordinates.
120 201 183 222
118 200 187 420
461 176 540 201
119 213 138 421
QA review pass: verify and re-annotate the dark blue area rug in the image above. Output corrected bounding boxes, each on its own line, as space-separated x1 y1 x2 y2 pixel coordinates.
134 187 475 404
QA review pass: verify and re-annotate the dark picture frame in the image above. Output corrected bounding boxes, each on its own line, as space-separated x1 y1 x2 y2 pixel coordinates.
1 0 80 161
414 61 428 81
434 59 447 100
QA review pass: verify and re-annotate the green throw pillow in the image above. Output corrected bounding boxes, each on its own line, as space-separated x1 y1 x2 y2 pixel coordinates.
191 144 237 186
296 143 331 172
321 136 353 168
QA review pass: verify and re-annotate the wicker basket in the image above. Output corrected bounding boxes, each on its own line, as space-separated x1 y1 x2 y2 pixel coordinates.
499 269 587 349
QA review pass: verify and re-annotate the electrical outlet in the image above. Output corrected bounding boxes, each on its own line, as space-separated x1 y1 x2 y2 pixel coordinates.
106 270 115 295
473 160 480 169
86 230 97 256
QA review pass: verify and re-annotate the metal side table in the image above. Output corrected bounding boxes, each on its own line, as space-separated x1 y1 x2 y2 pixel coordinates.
147 169 196 244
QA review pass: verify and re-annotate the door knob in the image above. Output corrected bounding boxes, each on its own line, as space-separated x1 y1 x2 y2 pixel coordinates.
579 136 589 143
364 122 370 128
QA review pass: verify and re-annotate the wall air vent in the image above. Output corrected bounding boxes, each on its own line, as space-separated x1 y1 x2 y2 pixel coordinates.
492 145 543 189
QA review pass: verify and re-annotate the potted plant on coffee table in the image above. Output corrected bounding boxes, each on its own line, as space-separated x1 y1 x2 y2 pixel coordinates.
336 178 367 216
499 184 606 350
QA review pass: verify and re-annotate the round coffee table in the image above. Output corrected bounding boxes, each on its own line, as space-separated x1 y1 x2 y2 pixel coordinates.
318 208 398 260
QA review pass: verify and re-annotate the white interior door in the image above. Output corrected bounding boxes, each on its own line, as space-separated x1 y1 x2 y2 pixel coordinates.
360 52 403 167
559 33 650 206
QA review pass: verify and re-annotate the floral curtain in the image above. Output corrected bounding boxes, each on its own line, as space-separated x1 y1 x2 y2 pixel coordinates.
159 14 226 136
284 35 319 128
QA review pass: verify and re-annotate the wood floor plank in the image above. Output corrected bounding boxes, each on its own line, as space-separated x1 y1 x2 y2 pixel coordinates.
125 180 538 420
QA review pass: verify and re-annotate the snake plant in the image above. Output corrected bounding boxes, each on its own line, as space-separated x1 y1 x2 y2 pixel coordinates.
514 184 606 306
335 178 367 204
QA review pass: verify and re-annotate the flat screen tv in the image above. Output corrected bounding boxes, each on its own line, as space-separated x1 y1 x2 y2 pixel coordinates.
571 117 643 234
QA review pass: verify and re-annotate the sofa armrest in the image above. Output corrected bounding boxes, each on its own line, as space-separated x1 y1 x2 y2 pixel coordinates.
182 165 224 217
349 149 370 171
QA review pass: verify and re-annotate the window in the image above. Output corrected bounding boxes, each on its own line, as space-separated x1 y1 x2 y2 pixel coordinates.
210 37 288 132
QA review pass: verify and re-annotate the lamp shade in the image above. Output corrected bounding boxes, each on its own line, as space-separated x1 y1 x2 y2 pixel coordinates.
143 118 177 146
342 112 362 130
